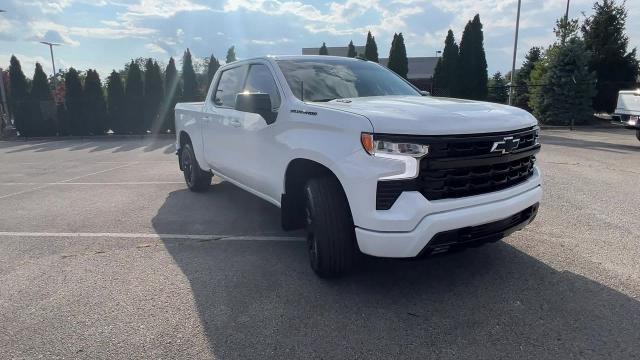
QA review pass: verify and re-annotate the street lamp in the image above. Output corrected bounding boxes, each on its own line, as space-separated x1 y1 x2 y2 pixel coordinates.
40 41 61 82
508 0 522 106
0 10 8 133
435 50 442 58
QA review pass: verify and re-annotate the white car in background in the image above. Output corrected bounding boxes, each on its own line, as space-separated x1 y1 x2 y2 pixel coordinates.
614 89 640 141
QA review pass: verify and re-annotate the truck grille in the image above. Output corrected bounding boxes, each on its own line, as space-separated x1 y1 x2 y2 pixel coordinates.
376 127 540 210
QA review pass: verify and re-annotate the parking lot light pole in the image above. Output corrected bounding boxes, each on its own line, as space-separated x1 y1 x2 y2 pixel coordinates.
0 10 8 133
508 0 522 106
39 41 61 90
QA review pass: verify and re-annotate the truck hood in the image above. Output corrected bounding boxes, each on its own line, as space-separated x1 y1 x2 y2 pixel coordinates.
313 96 537 135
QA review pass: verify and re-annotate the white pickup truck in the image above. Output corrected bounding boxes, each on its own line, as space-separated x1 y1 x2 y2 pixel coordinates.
175 55 542 277
614 89 640 141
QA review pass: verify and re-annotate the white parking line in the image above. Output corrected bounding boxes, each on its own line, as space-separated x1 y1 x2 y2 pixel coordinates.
0 163 138 200
0 182 183 185
0 231 304 241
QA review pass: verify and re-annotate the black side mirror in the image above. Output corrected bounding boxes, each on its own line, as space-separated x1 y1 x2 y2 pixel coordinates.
235 93 277 124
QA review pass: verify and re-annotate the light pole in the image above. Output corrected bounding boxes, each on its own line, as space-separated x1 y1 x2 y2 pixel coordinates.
432 50 442 94
508 0 522 106
435 50 442 58
0 10 8 133
39 41 61 93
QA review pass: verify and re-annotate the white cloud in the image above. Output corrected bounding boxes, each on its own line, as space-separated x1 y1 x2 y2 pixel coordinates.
145 43 168 54
123 0 211 18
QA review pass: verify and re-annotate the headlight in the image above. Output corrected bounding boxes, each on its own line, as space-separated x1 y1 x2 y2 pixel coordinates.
360 133 429 158
533 125 540 145
360 133 428 180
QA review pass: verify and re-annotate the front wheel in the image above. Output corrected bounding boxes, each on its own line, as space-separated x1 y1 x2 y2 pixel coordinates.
181 143 212 192
636 129 640 142
304 177 356 278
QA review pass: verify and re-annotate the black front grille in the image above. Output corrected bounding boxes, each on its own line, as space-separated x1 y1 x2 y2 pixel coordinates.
376 127 540 210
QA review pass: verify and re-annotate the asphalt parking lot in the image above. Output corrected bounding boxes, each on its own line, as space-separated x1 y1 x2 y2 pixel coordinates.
0 128 639 359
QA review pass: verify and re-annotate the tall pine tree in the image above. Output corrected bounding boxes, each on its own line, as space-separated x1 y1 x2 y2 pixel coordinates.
124 61 144 134
319 42 329 55
226 46 237 63
458 15 488 100
347 41 357 58
432 30 460 97
531 18 596 125
163 58 181 133
29 63 54 136
514 47 542 110
182 49 199 102
487 71 508 104
64 68 85 135
144 58 164 133
387 33 409 79
364 31 379 63
106 70 125 134
582 0 639 113
9 56 29 137
84 70 107 135
206 54 220 87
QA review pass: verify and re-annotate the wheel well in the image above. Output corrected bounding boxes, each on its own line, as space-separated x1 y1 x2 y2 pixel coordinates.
281 159 350 231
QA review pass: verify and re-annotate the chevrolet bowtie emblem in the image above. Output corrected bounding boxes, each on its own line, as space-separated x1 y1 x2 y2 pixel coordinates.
491 136 520 154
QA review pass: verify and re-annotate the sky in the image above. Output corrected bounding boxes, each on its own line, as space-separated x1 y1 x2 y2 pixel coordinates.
1 0 639 79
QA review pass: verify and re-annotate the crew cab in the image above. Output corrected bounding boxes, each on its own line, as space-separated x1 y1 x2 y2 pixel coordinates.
174 55 542 277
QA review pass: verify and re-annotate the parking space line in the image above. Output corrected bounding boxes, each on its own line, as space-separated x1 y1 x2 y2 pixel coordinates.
0 162 138 200
0 182 183 185
0 231 304 241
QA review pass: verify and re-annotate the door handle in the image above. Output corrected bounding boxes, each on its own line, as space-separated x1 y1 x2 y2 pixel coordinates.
202 116 212 122
230 119 241 127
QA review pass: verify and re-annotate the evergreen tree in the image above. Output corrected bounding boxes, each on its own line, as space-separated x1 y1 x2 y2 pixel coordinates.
387 33 409 79
514 47 542 110
364 31 379 63
206 54 220 87
458 15 488 100
162 57 181 133
29 63 54 136
319 42 329 55
226 46 237 63
182 49 199 102
432 30 460 97
64 68 85 135
582 0 639 113
106 70 125 134
144 58 164 133
8 56 30 137
347 41 357 58
84 69 107 135
124 61 144 134
530 19 596 125
487 71 508 104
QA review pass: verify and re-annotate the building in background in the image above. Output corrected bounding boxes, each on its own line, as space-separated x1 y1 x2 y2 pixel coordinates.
301 46 438 90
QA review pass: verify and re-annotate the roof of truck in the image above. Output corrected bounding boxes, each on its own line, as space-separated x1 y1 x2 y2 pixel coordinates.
227 55 368 64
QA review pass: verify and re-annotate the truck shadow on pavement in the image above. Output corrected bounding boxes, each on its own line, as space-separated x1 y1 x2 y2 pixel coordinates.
152 184 640 360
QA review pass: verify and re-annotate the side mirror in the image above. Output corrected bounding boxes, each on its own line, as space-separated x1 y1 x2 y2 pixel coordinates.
420 90 431 96
235 93 277 124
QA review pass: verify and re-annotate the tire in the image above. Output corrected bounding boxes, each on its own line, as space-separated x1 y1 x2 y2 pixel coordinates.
181 143 212 192
636 129 640 142
304 177 356 278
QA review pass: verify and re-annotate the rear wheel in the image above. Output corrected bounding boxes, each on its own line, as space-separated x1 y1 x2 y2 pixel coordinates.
636 129 640 141
304 177 356 278
181 143 212 192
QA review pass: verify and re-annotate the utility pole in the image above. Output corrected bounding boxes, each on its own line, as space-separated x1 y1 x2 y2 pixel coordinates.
508 0 522 106
565 0 571 20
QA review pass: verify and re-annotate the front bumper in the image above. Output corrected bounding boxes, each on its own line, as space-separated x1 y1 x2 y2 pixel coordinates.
355 183 542 258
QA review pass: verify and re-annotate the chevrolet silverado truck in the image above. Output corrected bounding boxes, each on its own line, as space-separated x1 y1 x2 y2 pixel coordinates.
174 55 542 277
613 89 640 141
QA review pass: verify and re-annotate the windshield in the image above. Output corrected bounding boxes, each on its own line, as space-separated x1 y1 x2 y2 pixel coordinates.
276 58 420 102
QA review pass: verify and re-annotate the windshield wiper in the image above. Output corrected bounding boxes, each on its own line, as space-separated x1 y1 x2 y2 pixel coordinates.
310 98 339 102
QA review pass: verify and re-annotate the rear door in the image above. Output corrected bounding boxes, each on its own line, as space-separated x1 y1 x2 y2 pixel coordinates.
201 64 248 177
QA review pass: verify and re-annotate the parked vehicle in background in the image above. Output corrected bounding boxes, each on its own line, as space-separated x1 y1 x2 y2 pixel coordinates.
174 55 542 277
613 89 640 141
